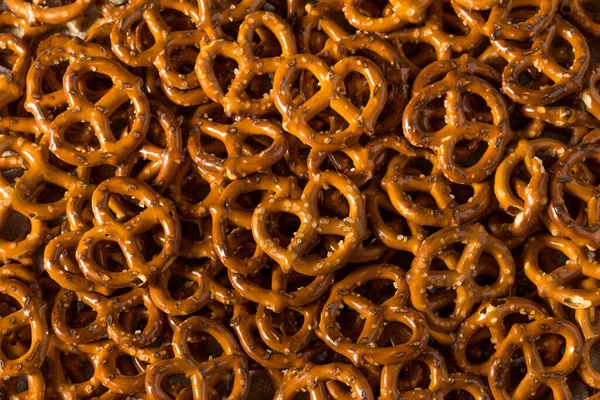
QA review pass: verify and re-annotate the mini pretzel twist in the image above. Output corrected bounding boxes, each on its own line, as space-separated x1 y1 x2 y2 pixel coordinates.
493 19 590 106
548 140 600 249
452 0 559 40
251 171 368 275
319 264 429 366
147 316 250 399
231 302 325 368
196 11 297 117
488 317 582 399
403 70 512 184
523 234 600 308
0 34 30 111
380 346 491 399
273 54 387 151
0 275 48 379
188 117 289 181
5 0 94 25
210 173 301 275
48 56 151 166
342 0 432 33
408 224 515 333
51 287 164 347
76 177 181 288
387 2 485 62
274 363 375 400
381 149 493 227
25 34 111 136
494 138 567 237
517 104 598 144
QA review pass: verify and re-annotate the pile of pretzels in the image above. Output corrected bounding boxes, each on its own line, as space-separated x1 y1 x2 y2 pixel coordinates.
2 0 600 398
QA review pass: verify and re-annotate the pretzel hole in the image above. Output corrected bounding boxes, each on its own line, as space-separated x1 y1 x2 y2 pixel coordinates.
116 353 148 376
129 20 156 53
179 170 212 204
463 93 492 122
63 121 101 151
0 376 29 397
78 72 114 102
0 47 18 75
242 134 275 153
169 46 199 76
0 164 25 185
443 390 477 399
267 212 301 246
318 186 350 219
1 331 31 360
61 352 96 383
473 253 500 287
535 333 567 367
268 307 305 337
453 140 488 168
391 358 430 391
215 56 239 94
42 60 70 95
550 35 576 71
248 367 276 399
537 246 570 272
185 332 225 364
96 241 130 273
0 210 30 242
250 28 283 58
118 307 150 338
516 68 554 90
167 270 200 300
342 72 370 110
465 328 495 365
428 289 457 319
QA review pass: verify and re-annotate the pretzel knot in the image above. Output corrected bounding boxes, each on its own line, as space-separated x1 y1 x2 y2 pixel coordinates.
452 0 559 40
489 318 582 399
0 275 48 379
0 34 30 110
403 71 512 184
408 224 515 333
494 138 567 237
76 177 181 288
147 316 250 399
211 174 301 275
381 148 493 227
493 19 590 106
196 11 297 117
548 141 600 249
188 117 289 181
52 287 164 347
319 264 429 366
523 234 600 308
231 302 325 368
5 0 94 25
274 363 375 400
380 346 491 399
25 35 111 136
48 56 150 166
252 171 368 275
342 0 432 33
273 54 387 152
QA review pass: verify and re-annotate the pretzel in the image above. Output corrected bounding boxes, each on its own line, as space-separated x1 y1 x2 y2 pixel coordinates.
580 65 600 121
452 0 559 40
403 70 512 184
196 0 266 40
52 287 164 347
489 317 582 399
493 138 566 237
188 117 288 181
252 171 368 275
493 19 590 106
380 346 491 399
231 302 325 368
381 149 492 227
24 34 111 136
386 2 485 63
319 264 428 365
116 101 184 193
408 224 515 333
306 134 414 187
522 234 600 308
97 341 167 395
76 177 181 288
274 363 374 400
342 0 431 33
272 54 387 152
196 11 296 117
209 173 300 274
229 265 332 312
48 56 151 166
5 0 94 26
562 0 600 37
156 316 250 399
548 141 600 249
317 33 413 135
0 371 45 400
295 2 350 54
